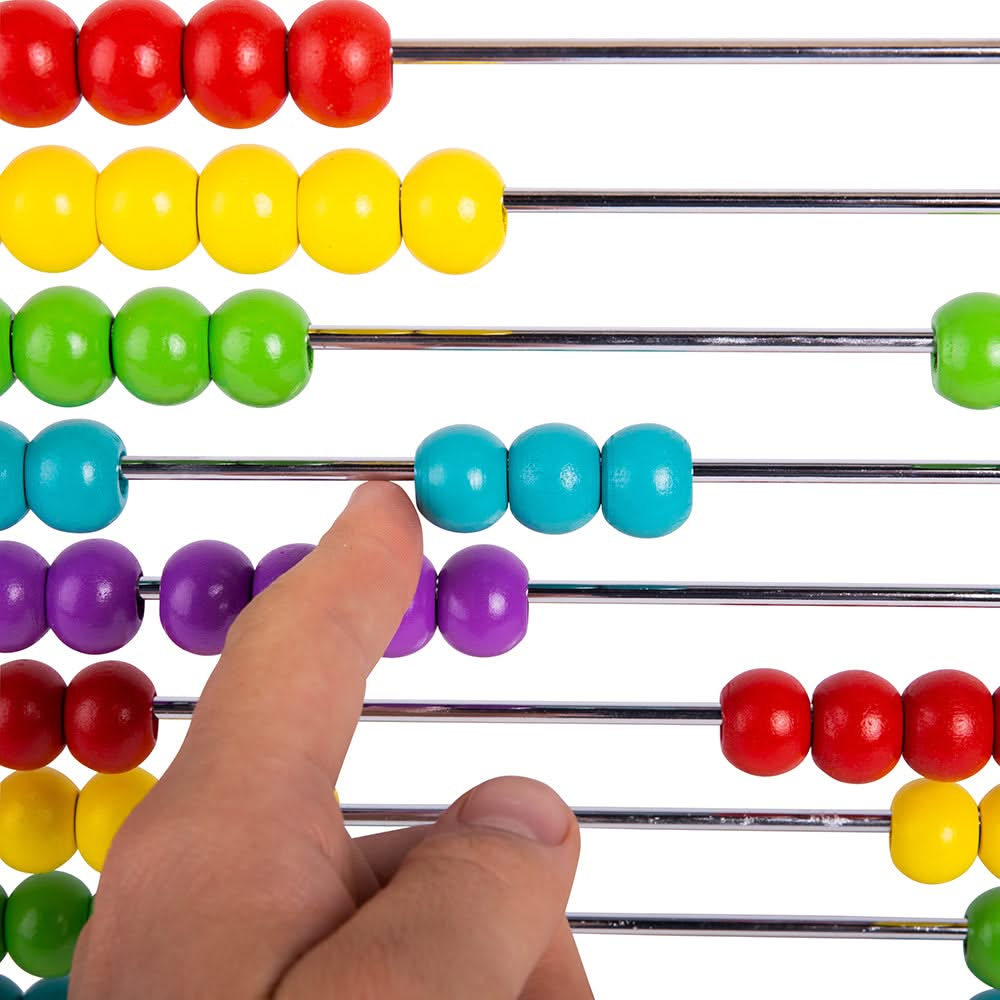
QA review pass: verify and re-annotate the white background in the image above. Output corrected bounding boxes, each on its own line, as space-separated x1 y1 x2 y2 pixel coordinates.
5 0 1000 995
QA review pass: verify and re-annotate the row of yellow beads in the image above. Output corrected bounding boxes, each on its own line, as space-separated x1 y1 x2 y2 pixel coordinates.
0 146 508 276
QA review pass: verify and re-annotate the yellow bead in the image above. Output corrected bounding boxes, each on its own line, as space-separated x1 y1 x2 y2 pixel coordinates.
889 778 980 884
97 148 199 270
401 149 507 275
0 146 99 272
0 769 78 874
198 145 300 274
978 785 1000 876
76 768 157 873
299 150 401 274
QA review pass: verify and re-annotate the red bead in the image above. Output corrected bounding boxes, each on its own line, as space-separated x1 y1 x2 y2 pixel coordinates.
65 661 158 774
0 0 81 126
184 0 287 128
0 659 66 769
903 669 993 781
78 0 184 125
289 0 392 128
811 670 903 783
719 668 811 777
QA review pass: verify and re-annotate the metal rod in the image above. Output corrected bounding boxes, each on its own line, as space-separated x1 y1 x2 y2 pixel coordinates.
307 327 933 354
391 39 1000 65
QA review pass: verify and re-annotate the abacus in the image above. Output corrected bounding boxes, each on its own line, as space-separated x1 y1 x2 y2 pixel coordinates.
3 0 1000 997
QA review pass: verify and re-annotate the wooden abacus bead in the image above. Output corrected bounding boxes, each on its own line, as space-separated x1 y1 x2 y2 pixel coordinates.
0 769 77 874
24 980 69 1000
252 543 316 596
0 422 27 529
719 669 812 777
76 768 156 871
0 1 81 127
65 662 158 774
902 669 994 781
0 977 20 999
0 544 49 653
0 660 65 770
979 785 1000 878
811 670 904 783
932 293 1000 410
385 556 438 658
78 0 185 125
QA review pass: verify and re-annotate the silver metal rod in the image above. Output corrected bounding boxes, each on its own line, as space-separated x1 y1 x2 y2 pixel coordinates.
566 913 968 940
119 458 416 482
391 39 1000 65
307 327 933 354
503 189 1000 213
692 461 1000 483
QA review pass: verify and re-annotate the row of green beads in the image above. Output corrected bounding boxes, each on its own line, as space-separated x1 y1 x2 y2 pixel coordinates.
0 287 313 408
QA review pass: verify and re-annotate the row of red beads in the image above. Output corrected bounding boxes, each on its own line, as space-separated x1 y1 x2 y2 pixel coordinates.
721 667 996 783
0 0 392 129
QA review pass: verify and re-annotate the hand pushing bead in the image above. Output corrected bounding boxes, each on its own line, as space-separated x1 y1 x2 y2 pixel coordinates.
385 556 437 658
932 293 1000 409
0 423 29 530
0 543 49 653
76 768 156 872
0 660 65 770
437 545 529 657
252 543 315 596
0 769 77 874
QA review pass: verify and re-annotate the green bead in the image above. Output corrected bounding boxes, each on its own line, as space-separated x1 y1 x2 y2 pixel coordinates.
0 298 13 396
0 882 7 961
932 292 1000 409
3 873 91 978
12 288 114 407
209 290 312 407
113 288 210 405
966 888 1000 988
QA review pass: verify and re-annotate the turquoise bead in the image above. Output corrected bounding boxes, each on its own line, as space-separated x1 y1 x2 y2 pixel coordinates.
508 423 600 534
0 422 28 530
601 424 693 538
415 425 508 532
24 979 68 1000
0 977 21 1000
972 993 1000 999
25 421 128 533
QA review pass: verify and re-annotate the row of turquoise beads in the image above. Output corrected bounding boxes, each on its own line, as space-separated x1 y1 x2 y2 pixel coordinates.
415 423 693 538
0 287 312 408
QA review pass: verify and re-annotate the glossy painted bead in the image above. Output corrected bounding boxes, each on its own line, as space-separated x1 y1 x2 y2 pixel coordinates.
437 546 529 657
889 779 979 884
0 769 78 874
903 670 993 781
979 785 1000 878
0 543 49 652
199 146 300 273
385 556 437 658
0 147 99 272
24 980 68 1000
0 297 13 395
415 425 508 533
160 541 254 654
209 290 313 406
289 1 393 127
46 540 143 655
967 889 1000 988
12 288 114 406
76 768 156 872
811 670 903 783
96 149 199 270
252 543 315 596
0 423 29 529
184 0 288 128
65 662 158 773
0 1 80 127
932 293 1000 409
299 150 402 273
401 150 507 274
0 976 21 1000
78 0 185 125
601 424 693 538
25 420 128 534
4 873 91 977
719 669 811 777
113 288 211 405
509 423 601 534
0 660 65 770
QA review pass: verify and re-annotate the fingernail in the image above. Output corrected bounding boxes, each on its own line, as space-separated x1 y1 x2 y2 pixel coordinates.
459 777 571 846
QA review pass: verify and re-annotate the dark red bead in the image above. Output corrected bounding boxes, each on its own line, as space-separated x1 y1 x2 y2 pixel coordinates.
65 661 158 774
903 669 993 781
0 659 65 769
0 0 81 126
289 0 392 128
719 668 811 777
184 0 288 128
78 0 184 125
811 670 903 783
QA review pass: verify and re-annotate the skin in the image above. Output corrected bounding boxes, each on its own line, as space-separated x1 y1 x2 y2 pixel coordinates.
71 483 593 1000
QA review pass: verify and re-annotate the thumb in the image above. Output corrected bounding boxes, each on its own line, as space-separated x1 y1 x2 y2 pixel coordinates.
278 777 583 1000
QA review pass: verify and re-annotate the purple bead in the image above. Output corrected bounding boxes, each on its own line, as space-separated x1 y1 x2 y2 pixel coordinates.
160 541 253 655
46 539 143 654
0 542 49 652
252 543 315 597
437 545 529 658
385 556 438 658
